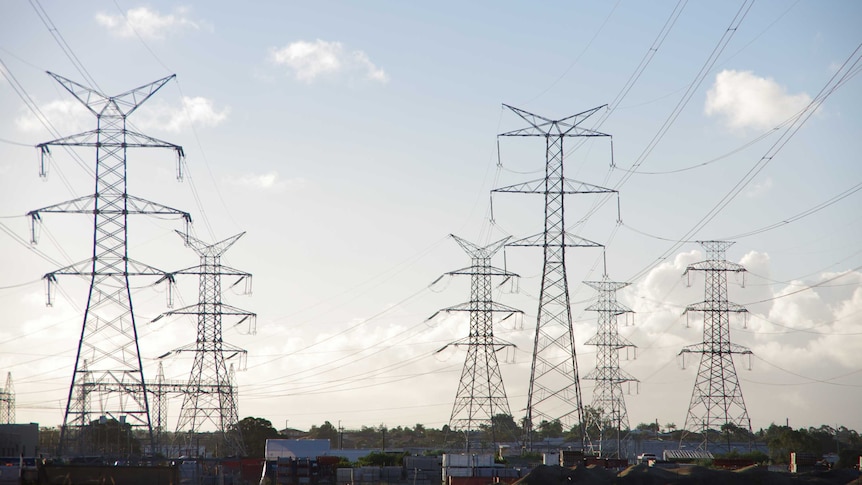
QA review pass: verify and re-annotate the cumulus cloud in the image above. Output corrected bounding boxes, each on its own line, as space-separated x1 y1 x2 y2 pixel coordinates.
623 247 862 428
705 70 812 131
15 95 226 135
136 96 229 132
269 40 389 84
95 6 207 40
225 171 307 192
15 99 90 134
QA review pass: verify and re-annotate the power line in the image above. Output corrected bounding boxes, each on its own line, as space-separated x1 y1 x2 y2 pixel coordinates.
28 0 101 91
626 41 862 284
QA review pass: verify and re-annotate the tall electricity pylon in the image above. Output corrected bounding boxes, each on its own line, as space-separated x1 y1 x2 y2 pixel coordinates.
0 372 14 424
432 235 520 452
583 276 637 458
680 240 752 450
153 231 253 457
29 73 190 455
492 104 617 448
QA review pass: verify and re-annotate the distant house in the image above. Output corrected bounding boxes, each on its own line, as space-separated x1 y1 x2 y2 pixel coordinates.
279 428 308 439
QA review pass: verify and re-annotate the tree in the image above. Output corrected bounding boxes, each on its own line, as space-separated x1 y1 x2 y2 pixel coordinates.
492 414 520 441
762 424 820 464
309 421 339 444
537 419 563 439
237 417 281 457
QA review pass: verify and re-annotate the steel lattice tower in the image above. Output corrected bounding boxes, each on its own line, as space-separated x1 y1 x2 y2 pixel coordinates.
583 276 637 457
152 362 169 452
492 104 616 448
0 372 14 424
29 73 190 455
680 240 752 450
154 231 253 456
433 235 520 451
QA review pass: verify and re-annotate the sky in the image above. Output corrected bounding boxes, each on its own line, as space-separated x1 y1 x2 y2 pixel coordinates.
1 1 861 437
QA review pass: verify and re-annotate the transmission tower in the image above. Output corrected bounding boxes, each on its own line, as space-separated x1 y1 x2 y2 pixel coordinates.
679 240 752 451
583 276 637 458
0 372 14 424
432 235 520 452
28 73 190 455
152 362 169 453
153 231 254 457
492 104 617 448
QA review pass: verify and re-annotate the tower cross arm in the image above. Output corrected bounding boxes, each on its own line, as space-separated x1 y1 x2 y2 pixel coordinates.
438 335 517 352
175 230 245 257
437 301 523 315
684 260 746 274
683 301 748 314
450 234 510 258
583 367 638 383
170 265 252 279
168 341 247 356
47 71 176 117
679 341 752 355
123 131 185 154
35 130 183 154
158 303 255 319
446 264 518 278
43 257 169 278
584 333 636 349
127 196 191 221
584 301 633 314
492 178 616 195
36 131 101 149
507 232 604 248
499 104 609 137
28 195 96 216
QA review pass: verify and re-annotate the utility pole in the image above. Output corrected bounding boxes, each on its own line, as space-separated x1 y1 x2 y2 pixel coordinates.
679 240 752 451
583 276 637 458
492 104 617 449
29 72 190 455
153 231 254 457
432 235 520 452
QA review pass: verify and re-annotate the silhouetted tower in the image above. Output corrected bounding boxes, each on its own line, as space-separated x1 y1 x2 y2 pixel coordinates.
28 73 190 455
154 231 253 456
492 104 616 448
583 276 637 457
0 372 14 424
152 362 169 452
432 235 520 451
680 240 752 450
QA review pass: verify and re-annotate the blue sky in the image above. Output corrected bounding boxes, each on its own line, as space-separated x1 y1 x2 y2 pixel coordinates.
1 1 861 436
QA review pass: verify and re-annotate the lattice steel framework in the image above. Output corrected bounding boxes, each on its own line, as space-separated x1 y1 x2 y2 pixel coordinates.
583 276 637 458
153 231 253 456
433 235 520 451
29 73 190 455
492 104 616 448
0 372 14 424
680 240 752 450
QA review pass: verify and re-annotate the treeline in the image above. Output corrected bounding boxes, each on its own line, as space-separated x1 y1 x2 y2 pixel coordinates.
36 415 862 465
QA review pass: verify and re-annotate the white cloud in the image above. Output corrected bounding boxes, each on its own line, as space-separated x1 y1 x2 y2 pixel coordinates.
705 70 812 131
269 40 389 84
226 171 307 192
15 95 226 136
625 248 862 430
95 6 206 40
745 176 773 198
137 96 229 132
15 99 90 134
